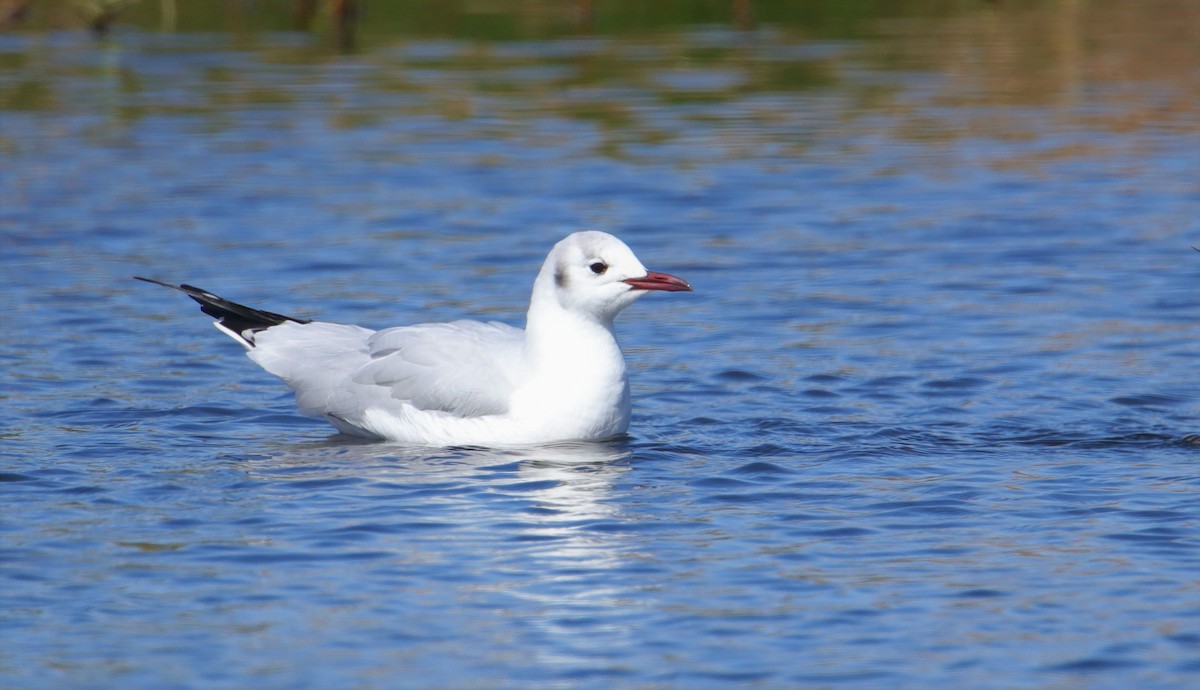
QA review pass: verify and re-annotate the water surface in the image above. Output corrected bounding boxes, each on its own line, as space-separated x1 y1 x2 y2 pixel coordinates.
3 3 1199 688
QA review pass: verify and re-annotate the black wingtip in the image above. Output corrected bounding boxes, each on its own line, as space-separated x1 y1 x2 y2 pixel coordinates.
134 276 177 289
134 276 310 338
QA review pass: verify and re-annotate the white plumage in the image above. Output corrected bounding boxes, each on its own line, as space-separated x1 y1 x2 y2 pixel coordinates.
138 231 691 446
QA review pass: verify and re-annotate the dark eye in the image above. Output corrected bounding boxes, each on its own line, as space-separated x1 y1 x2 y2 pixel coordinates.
589 261 608 275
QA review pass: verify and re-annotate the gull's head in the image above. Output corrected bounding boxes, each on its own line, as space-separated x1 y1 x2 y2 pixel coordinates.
534 231 692 323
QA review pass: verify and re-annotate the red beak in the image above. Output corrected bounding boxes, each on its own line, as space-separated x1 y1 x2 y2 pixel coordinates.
623 271 693 292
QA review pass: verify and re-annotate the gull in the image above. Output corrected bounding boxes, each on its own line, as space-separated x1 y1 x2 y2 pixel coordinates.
136 231 692 446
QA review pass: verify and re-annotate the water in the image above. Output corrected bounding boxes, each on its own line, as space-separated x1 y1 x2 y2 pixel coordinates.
3 3 1200 688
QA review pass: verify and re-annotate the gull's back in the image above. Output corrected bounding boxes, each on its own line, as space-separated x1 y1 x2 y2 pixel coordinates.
248 319 525 439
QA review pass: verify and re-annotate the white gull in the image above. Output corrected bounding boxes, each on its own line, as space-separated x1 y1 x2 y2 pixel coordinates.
137 231 692 446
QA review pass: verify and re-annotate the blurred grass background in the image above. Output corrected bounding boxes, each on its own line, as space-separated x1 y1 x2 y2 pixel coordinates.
3 0 964 39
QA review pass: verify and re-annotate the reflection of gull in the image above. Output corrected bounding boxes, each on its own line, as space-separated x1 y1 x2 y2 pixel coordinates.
238 439 633 538
509 445 633 587
501 444 641 670
239 440 638 666
239 438 630 490
517 442 632 524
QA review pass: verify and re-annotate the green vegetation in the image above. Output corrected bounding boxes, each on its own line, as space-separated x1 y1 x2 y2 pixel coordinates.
5 0 968 41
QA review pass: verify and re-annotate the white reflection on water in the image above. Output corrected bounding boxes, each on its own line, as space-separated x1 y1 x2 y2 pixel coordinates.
240 438 639 668
492 443 640 671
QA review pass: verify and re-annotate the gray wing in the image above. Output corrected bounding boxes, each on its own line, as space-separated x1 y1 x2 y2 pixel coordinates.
352 320 525 418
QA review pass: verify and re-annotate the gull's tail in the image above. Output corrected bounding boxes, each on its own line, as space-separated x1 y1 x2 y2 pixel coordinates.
134 276 310 349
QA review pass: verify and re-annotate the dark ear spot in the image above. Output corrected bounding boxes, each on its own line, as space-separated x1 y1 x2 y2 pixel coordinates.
555 266 568 288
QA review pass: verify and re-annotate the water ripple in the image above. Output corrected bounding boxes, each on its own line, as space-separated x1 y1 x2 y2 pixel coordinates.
3 11 1199 690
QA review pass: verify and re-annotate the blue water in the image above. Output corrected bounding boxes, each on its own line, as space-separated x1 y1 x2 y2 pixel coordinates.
3 10 1200 689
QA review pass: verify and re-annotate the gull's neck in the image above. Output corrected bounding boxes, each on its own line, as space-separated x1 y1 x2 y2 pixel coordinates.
518 292 631 439
523 291 621 372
